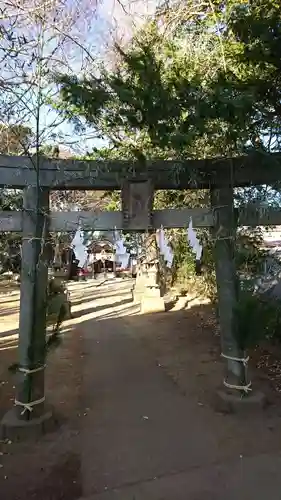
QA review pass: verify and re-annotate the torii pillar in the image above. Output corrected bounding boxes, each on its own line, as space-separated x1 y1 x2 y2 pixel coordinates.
211 185 265 412
1 186 54 439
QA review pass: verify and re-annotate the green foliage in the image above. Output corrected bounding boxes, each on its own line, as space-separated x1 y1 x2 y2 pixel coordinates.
235 291 281 350
103 190 121 211
0 124 33 155
0 125 31 266
202 0 281 151
54 0 281 353
56 3 281 159
0 189 22 271
55 21 242 159
55 2 281 171
0 189 22 211
170 232 194 282
236 227 267 275
8 278 70 373
47 278 70 331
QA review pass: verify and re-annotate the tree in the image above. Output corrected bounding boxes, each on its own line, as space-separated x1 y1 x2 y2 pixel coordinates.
0 125 32 271
55 7 278 295
56 0 281 199
217 0 281 152
55 21 226 222
0 0 105 421
0 124 33 154
0 0 100 154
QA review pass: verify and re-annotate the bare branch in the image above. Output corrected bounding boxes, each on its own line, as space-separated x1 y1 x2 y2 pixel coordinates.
0 0 101 159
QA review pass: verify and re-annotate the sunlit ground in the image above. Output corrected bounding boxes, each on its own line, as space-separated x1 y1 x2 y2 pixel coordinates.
0 276 139 350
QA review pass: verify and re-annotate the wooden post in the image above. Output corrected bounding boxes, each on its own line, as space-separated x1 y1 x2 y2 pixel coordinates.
16 186 50 421
210 186 249 394
113 251 117 277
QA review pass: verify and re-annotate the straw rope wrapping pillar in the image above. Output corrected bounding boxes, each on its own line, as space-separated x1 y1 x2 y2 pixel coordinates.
16 186 50 420
210 186 250 395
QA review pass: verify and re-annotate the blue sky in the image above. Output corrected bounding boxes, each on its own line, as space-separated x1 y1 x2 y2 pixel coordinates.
27 8 111 153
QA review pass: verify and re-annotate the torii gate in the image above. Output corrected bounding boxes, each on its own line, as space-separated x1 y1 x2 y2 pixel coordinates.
0 152 281 436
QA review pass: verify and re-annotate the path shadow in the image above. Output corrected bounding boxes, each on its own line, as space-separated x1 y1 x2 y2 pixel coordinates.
0 307 19 317
71 296 134 320
71 290 132 307
96 303 141 320
165 298 178 311
0 328 19 339
2 294 281 500
63 302 281 498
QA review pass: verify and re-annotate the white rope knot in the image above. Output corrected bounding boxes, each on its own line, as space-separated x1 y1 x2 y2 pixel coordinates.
221 353 249 367
211 236 234 241
22 237 44 241
223 380 252 394
18 364 46 375
14 396 46 415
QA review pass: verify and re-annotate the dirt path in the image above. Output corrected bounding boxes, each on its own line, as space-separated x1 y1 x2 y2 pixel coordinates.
0 278 137 500
1 279 281 499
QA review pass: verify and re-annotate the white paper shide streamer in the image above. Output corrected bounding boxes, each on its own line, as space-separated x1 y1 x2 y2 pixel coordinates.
187 218 202 260
114 229 130 269
71 229 88 267
156 228 174 268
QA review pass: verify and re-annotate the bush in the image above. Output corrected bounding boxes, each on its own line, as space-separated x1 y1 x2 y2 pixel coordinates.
168 225 281 352
235 290 281 349
47 278 71 332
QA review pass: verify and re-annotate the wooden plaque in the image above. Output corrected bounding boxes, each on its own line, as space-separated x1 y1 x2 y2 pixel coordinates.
122 180 154 231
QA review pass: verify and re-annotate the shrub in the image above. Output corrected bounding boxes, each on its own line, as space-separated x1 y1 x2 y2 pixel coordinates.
235 290 281 349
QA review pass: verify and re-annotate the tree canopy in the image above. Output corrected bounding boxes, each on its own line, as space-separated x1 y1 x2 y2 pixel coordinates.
56 0 281 161
52 0 281 310
54 0 281 217
0 124 33 155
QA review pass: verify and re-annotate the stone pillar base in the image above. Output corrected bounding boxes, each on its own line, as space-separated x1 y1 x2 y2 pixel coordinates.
133 274 146 303
133 291 143 303
141 296 165 313
0 405 56 441
213 389 266 414
140 285 165 313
